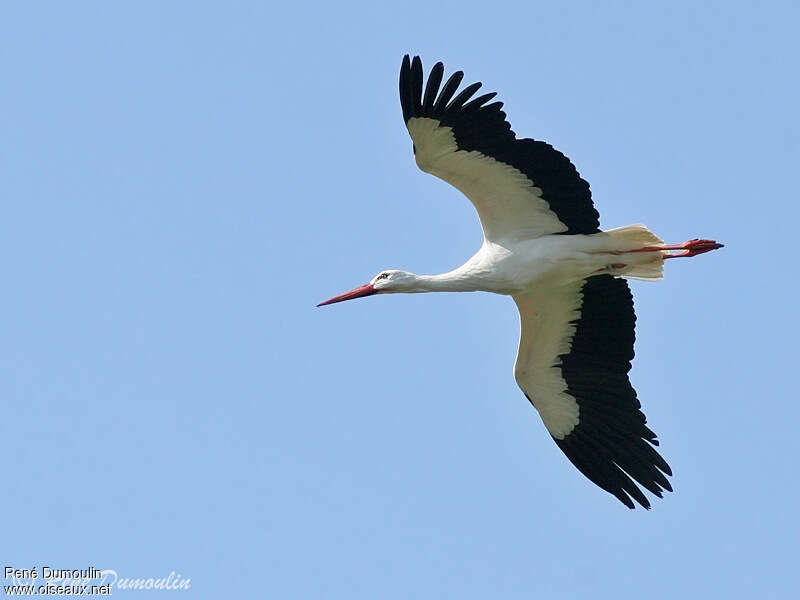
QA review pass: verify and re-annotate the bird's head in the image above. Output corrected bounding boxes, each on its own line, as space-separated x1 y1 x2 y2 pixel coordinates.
317 270 417 306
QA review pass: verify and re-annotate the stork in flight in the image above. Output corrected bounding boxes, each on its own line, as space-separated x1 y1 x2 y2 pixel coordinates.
318 55 722 509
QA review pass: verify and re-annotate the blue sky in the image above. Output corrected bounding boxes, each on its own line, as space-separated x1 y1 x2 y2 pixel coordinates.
3 1 799 597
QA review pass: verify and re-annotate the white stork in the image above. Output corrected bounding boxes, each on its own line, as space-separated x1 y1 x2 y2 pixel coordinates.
318 55 722 509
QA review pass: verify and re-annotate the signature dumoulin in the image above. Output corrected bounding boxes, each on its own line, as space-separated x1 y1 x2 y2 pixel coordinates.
5 566 191 591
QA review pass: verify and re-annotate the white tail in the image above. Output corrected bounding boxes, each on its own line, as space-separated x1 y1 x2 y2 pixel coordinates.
604 224 666 281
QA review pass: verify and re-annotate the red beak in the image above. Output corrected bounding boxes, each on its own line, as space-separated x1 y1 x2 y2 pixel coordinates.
317 283 377 307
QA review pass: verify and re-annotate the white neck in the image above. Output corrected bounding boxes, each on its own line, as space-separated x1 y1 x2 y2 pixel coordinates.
408 270 485 293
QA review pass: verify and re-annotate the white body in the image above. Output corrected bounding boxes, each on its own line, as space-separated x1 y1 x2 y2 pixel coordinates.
418 225 666 296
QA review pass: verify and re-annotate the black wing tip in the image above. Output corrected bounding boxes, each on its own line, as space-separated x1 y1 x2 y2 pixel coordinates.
554 431 673 510
422 62 445 112
399 54 497 125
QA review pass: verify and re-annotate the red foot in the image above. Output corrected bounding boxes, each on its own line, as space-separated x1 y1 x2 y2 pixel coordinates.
633 238 724 259
664 238 724 259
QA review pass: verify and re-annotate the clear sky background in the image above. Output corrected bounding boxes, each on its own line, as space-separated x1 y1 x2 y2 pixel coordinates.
3 1 799 598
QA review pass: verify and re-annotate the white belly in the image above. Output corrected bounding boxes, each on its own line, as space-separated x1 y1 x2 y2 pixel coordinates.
470 235 601 295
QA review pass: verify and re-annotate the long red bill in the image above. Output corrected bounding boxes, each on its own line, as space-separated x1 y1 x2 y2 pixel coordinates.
317 284 376 307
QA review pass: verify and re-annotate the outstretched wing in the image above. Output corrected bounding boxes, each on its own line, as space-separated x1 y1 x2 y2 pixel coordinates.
513 274 672 509
399 55 600 243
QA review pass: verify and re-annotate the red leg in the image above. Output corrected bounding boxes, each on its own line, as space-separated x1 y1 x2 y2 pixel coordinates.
633 238 724 259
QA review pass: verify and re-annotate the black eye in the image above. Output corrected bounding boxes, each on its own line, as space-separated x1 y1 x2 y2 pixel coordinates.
377 272 389 280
